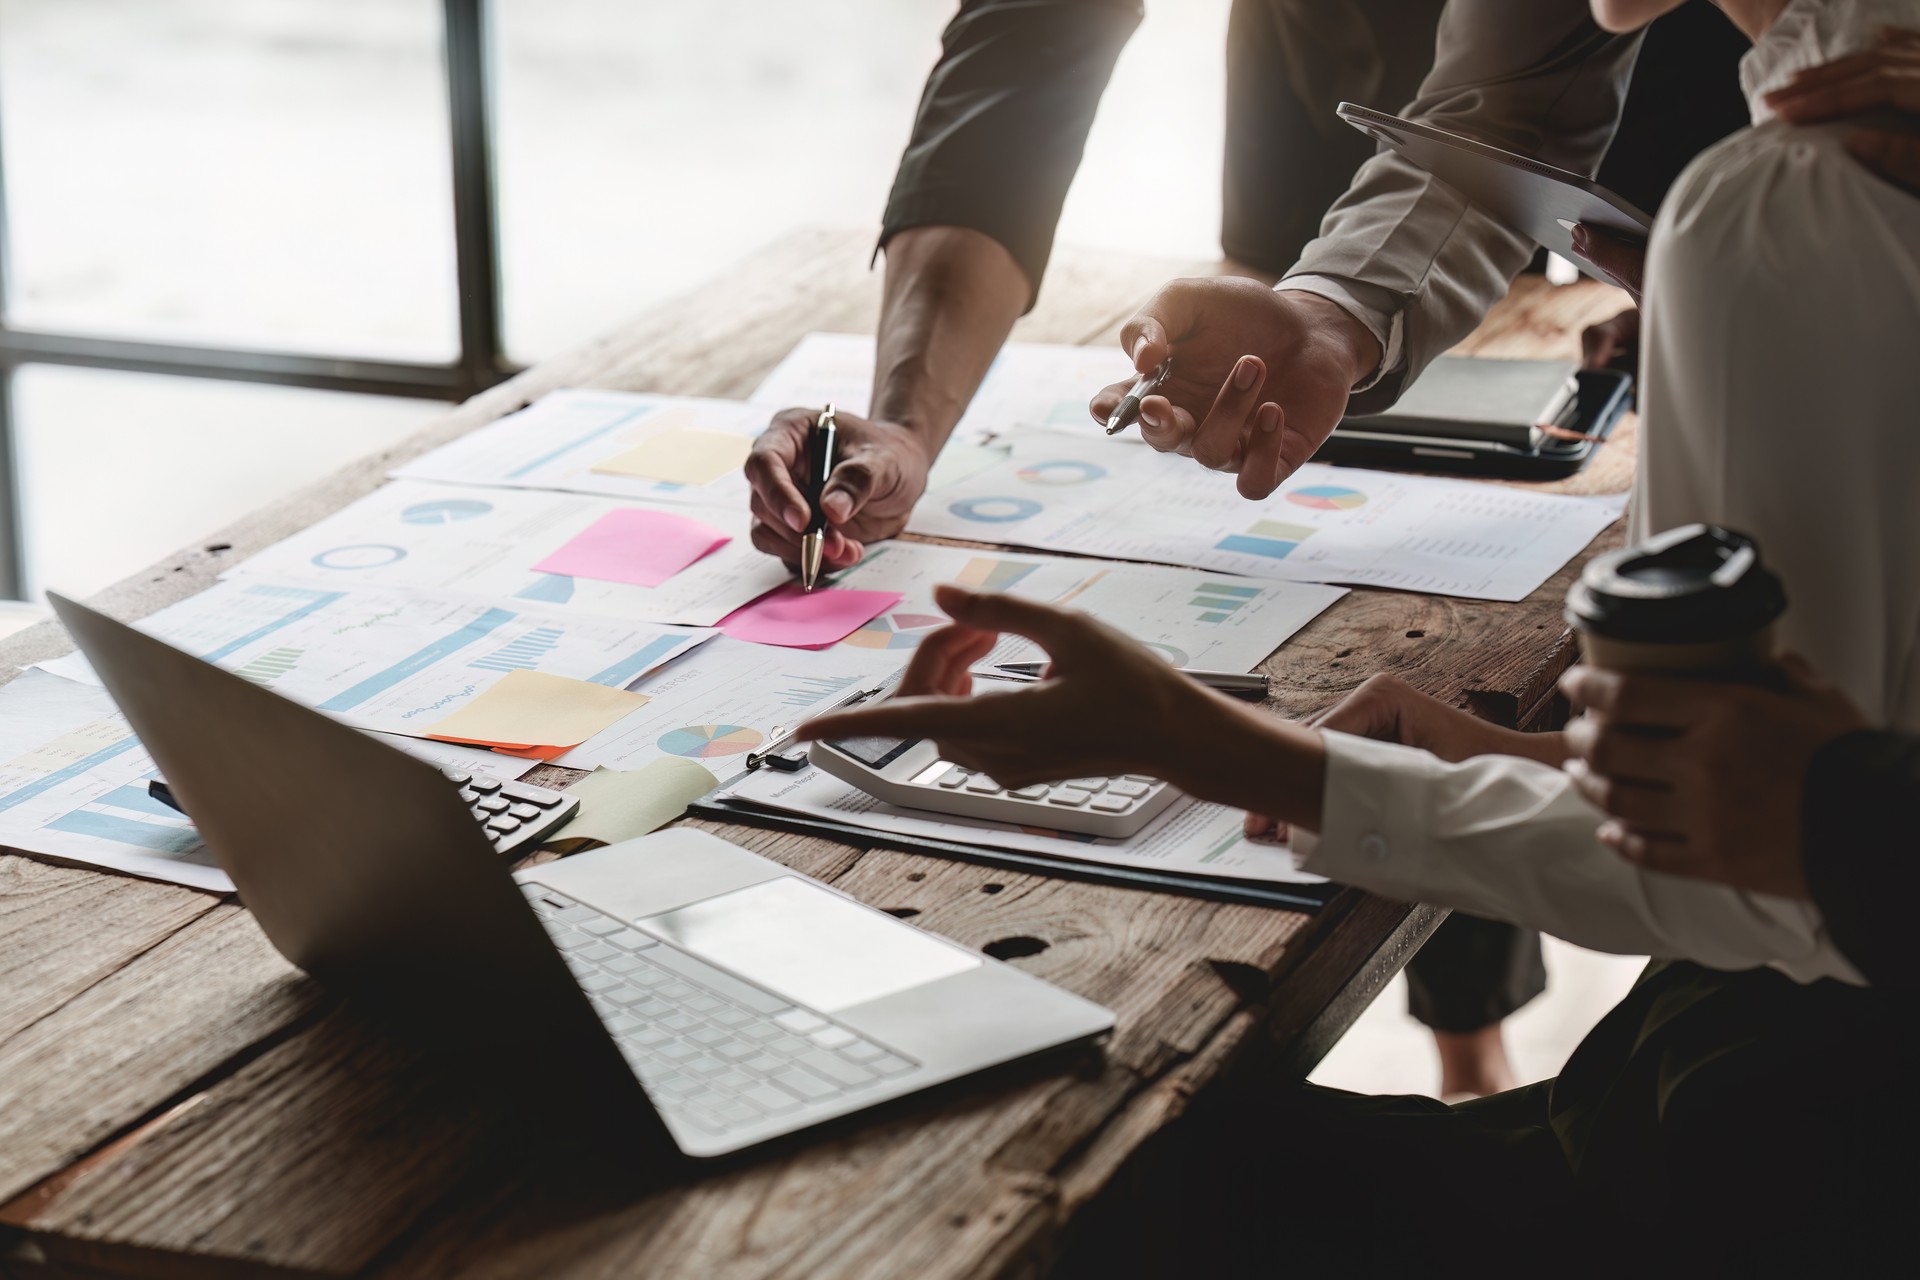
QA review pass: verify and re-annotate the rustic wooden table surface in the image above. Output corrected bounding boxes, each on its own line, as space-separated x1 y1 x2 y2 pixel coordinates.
0 230 1634 1280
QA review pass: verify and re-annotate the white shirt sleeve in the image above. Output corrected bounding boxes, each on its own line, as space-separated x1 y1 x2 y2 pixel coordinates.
1274 275 1404 393
1295 731 1865 986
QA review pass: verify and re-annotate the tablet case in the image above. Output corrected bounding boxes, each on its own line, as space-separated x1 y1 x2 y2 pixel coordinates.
1337 102 1652 278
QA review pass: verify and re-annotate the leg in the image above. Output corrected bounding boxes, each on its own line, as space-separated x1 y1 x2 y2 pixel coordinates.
1406 914 1547 1099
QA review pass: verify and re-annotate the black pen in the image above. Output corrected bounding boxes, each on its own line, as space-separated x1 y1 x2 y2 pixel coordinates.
993 661 1269 700
800 403 837 591
1104 357 1173 436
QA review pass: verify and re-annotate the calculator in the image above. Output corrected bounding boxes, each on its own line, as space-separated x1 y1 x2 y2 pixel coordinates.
441 770 580 857
807 735 1180 839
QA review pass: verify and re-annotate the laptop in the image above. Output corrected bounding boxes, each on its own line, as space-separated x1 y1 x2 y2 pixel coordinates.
50 592 1114 1160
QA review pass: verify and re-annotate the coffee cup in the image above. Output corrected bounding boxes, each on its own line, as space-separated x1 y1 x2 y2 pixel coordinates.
1564 524 1786 676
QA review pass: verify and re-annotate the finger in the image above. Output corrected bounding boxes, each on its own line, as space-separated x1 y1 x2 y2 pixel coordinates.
1090 377 1132 423
1768 66 1920 123
1883 26 1920 48
799 691 1017 744
1136 394 1199 456
932 583 1109 662
743 410 816 532
1569 224 1647 299
748 490 804 552
1190 355 1266 472
749 521 801 567
821 456 878 526
1846 128 1920 193
1768 46 1918 102
1559 666 1707 728
1564 715 1685 784
1564 758 1676 827
1237 401 1288 499
896 625 997 698
1120 280 1206 372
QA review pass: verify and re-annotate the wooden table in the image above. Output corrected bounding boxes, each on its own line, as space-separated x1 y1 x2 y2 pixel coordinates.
0 230 1633 1279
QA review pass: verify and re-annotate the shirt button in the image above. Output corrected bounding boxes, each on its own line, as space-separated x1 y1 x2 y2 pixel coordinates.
1358 833 1389 863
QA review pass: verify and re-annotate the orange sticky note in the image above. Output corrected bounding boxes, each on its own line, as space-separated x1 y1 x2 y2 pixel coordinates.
426 669 649 750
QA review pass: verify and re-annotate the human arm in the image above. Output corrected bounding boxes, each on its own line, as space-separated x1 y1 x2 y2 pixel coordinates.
746 0 1139 567
1764 26 1920 194
799 591 1861 984
1091 1 1643 486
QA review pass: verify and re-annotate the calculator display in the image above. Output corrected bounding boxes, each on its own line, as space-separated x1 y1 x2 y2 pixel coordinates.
826 734 920 770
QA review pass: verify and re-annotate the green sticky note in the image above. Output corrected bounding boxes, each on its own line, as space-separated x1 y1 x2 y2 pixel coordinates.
551 758 719 847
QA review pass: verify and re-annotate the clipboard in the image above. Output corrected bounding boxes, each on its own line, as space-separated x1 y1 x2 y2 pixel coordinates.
688 797 1341 913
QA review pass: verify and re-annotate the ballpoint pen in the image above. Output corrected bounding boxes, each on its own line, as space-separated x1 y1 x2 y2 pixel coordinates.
744 679 890 770
992 661 1269 700
1104 357 1173 436
800 402 838 591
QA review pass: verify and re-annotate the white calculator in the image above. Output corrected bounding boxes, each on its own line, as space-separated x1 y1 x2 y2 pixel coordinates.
807 734 1180 838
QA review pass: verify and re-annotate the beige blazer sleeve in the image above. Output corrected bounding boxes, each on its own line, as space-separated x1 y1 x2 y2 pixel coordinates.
1284 0 1643 412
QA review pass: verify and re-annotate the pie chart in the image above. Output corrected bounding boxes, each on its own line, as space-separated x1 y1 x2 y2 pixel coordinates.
1285 484 1367 511
657 723 764 759
845 612 946 650
402 498 493 525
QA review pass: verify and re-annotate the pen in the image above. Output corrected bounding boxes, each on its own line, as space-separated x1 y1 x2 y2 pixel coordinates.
745 679 889 770
1104 357 1173 436
993 661 1269 700
800 402 838 591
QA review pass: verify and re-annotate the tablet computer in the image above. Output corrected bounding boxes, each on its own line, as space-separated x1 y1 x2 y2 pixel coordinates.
1337 102 1652 276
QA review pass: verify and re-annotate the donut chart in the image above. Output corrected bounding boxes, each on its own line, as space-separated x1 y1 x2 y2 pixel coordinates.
657 724 764 759
948 496 1043 523
311 544 407 570
401 498 493 524
1016 460 1106 486
1285 484 1367 511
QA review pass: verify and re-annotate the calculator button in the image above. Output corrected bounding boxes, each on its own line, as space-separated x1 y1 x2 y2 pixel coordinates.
1010 785 1049 800
1106 780 1151 799
487 816 522 833
1122 775 1158 783
468 779 502 795
505 784 563 808
476 797 510 814
459 787 480 803
1063 778 1106 793
443 771 473 786
1047 789 1089 806
1089 795 1132 813
964 777 1004 794
935 767 971 789
508 802 542 821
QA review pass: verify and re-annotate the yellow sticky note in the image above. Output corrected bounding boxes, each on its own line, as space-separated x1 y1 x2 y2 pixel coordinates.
549 759 719 847
425 669 649 750
592 429 752 487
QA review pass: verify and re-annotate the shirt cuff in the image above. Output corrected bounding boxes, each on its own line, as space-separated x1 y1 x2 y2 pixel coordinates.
1276 275 1403 393
1293 730 1443 896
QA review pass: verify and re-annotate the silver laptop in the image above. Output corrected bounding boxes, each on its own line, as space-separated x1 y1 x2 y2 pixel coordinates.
50 592 1114 1160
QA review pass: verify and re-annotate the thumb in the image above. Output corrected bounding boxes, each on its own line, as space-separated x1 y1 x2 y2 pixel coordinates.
821 457 879 524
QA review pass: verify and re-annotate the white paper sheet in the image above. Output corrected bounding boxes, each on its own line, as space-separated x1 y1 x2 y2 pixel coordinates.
907 428 1627 602
749 332 1136 442
822 541 1345 673
392 389 765 506
720 764 1324 887
223 479 789 625
35 579 711 741
558 636 904 772
0 670 533 892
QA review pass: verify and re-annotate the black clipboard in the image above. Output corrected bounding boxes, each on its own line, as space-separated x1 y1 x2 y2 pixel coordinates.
689 797 1340 913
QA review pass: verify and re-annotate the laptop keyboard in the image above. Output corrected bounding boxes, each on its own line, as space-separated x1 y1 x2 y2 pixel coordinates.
520 883 918 1138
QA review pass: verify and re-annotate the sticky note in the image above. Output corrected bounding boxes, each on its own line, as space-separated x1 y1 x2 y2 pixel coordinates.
593 429 753 487
426 669 649 750
532 508 730 588
547 759 720 848
718 584 902 649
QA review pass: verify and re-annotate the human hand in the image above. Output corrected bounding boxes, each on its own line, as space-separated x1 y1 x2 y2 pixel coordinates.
744 407 933 569
1242 674 1564 836
1088 278 1382 499
1569 225 1647 307
1766 26 1920 195
798 585 1232 791
1558 656 1869 899
1580 306 1640 372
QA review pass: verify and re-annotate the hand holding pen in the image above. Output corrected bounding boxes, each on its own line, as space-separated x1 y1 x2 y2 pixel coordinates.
799 403 838 591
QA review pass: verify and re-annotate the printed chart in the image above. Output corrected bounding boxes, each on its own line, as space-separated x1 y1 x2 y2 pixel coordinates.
225 479 789 626
392 390 765 507
908 428 1627 602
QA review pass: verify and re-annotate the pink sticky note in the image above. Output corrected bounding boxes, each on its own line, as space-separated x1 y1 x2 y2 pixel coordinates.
718 584 903 649
532 508 730 588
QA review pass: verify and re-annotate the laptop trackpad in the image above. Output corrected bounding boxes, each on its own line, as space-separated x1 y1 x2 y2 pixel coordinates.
638 876 979 1014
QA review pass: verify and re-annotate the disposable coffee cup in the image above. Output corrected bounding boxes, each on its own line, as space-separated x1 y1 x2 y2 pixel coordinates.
1564 524 1785 676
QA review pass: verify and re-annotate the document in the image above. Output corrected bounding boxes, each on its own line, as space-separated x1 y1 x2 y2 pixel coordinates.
717 584 903 649
559 636 903 773
36 579 711 743
426 669 649 751
531 508 732 588
224 479 788 625
392 390 763 506
820 541 1345 673
719 763 1325 887
749 333 1135 442
907 428 1627 602
0 670 530 893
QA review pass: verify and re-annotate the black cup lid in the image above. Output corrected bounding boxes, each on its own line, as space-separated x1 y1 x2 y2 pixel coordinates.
1565 524 1786 644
